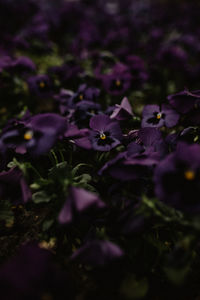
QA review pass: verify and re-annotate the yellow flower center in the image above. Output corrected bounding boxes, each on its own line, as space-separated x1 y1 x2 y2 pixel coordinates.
184 170 195 181
24 130 33 141
39 81 45 89
100 133 106 140
156 112 162 119
115 80 121 87
79 94 83 100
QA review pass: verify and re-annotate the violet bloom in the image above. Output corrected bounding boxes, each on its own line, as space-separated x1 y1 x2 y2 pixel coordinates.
142 104 179 128
70 84 100 105
27 74 52 97
157 44 188 69
0 244 70 300
89 114 123 151
71 240 124 266
110 97 133 121
165 127 200 151
75 114 123 151
58 186 105 224
72 101 102 128
48 61 82 84
0 56 14 73
5 56 36 75
101 63 132 96
99 142 160 181
168 90 200 114
125 55 148 87
99 127 164 181
0 113 68 156
154 143 200 213
0 167 31 204
14 13 50 52
54 89 75 116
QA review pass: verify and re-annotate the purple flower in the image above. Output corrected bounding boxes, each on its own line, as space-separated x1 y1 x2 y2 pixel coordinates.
110 97 133 121
165 127 200 151
157 44 188 68
0 244 70 300
75 114 122 151
71 240 124 266
48 61 82 84
27 74 52 97
71 101 102 128
0 113 68 156
154 143 200 213
89 114 123 151
0 56 13 73
142 104 179 128
5 56 36 75
58 186 105 224
101 63 132 96
54 89 75 116
99 128 164 180
125 55 148 86
167 90 200 114
71 84 100 105
0 167 31 204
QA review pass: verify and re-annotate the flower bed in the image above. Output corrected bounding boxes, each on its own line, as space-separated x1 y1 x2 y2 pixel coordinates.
0 0 200 299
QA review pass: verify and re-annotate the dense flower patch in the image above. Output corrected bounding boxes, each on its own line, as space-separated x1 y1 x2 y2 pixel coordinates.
1 0 200 299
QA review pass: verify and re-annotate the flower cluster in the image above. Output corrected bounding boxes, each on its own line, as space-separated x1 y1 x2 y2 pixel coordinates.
1 0 200 299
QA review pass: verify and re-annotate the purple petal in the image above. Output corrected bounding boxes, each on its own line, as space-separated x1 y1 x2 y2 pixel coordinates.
89 114 111 131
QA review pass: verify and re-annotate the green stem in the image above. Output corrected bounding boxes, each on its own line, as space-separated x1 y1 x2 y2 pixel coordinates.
59 150 65 162
28 165 43 179
50 149 59 165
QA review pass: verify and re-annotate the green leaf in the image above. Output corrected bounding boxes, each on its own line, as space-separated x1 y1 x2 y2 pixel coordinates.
0 200 14 226
32 191 51 204
71 163 92 177
74 173 92 184
164 265 190 285
48 161 69 178
42 219 54 231
120 275 149 299
140 195 189 227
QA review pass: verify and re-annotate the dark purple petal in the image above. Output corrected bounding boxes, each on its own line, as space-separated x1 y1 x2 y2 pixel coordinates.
58 187 105 224
110 97 133 120
71 240 124 266
168 90 200 114
89 114 111 132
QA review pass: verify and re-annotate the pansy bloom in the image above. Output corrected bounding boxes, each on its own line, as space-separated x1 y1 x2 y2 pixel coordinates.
71 100 102 128
27 74 52 97
0 113 68 156
5 56 36 76
54 89 75 116
58 186 105 224
71 240 124 266
142 104 179 128
110 97 133 121
168 90 200 125
125 55 148 87
75 114 122 151
154 142 200 213
101 63 132 96
167 90 200 114
157 44 188 69
0 244 71 300
99 128 163 181
0 167 31 204
70 84 100 105
89 115 123 151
